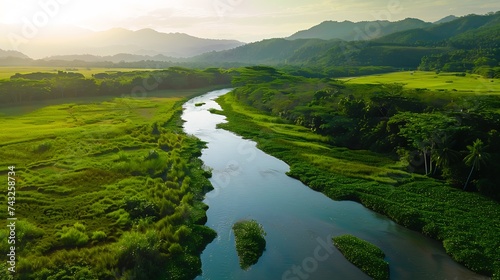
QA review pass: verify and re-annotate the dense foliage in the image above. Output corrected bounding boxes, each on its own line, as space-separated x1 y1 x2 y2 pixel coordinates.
333 235 389 280
232 220 266 270
214 68 500 278
0 67 232 105
230 67 500 200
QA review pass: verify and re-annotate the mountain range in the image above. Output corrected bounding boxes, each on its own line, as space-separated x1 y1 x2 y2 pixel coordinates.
0 12 498 69
0 27 244 59
288 18 433 41
191 12 500 67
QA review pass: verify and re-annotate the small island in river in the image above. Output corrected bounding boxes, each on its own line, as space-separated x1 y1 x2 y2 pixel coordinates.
233 219 267 270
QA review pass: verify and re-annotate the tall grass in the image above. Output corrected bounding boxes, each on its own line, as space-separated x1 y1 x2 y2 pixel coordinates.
0 89 216 278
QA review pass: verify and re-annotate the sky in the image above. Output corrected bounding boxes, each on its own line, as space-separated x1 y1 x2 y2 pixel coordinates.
1 0 499 43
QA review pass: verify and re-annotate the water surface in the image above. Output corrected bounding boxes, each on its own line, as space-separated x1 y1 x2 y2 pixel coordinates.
182 89 488 280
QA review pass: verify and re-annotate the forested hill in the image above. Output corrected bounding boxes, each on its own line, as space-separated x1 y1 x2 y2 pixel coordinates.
288 18 432 41
191 12 500 77
191 38 335 65
374 12 500 45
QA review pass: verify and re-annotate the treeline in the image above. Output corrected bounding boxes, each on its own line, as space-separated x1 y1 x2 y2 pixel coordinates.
418 49 500 78
0 67 232 105
279 65 397 78
231 66 500 200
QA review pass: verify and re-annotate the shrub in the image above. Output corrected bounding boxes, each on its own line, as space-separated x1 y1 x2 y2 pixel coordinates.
233 220 266 270
91 231 107 242
33 142 53 153
59 223 89 247
17 220 45 245
117 230 164 278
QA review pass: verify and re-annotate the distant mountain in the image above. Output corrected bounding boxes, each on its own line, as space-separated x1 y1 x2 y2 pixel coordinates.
42 53 182 63
192 13 500 69
0 27 244 59
0 49 30 59
375 12 500 45
191 38 334 64
434 15 458 24
76 28 245 57
0 49 33 66
288 18 432 41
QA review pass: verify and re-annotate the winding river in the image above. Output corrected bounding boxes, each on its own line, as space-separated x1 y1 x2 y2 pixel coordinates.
182 89 488 280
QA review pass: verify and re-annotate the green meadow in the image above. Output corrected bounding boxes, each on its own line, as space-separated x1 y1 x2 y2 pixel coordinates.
0 89 216 279
0 66 157 80
211 94 407 185
342 71 500 94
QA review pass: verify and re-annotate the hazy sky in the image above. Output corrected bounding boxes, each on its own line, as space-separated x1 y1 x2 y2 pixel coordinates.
1 0 499 42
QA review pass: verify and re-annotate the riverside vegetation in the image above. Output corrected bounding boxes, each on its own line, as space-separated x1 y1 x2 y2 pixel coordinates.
0 68 232 279
232 220 267 270
214 66 500 278
332 235 389 280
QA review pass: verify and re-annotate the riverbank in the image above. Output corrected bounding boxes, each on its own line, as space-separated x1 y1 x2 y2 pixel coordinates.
215 91 500 279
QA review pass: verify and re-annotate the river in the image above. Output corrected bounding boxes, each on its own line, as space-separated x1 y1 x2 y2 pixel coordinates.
182 89 488 280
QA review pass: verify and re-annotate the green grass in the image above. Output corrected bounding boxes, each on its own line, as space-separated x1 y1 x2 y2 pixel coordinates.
213 93 405 184
341 71 500 94
233 220 266 270
0 86 224 118
0 66 157 80
215 90 500 279
0 88 217 279
333 235 389 280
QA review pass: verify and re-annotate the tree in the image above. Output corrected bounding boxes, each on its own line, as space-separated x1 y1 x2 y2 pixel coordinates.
390 112 459 175
432 135 460 175
463 139 490 190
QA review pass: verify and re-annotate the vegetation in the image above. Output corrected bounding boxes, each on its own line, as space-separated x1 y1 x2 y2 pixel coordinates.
0 67 233 106
0 66 158 79
332 235 389 280
192 13 500 80
342 71 500 93
0 82 221 279
214 66 500 278
229 67 500 199
232 220 266 270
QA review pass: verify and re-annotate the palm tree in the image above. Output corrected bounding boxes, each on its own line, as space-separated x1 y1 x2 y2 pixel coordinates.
463 139 490 190
432 135 460 175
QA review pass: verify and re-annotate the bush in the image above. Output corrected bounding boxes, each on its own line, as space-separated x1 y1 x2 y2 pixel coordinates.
91 231 107 242
59 223 89 247
17 220 44 245
117 230 164 278
233 220 266 270
33 142 53 153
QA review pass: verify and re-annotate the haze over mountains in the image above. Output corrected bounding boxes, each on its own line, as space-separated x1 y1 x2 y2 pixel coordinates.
0 12 498 68
0 27 244 59
191 12 500 67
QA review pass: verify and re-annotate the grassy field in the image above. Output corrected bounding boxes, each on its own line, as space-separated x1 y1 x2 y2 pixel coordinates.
215 91 500 279
0 88 216 279
0 86 223 118
341 71 500 94
211 94 408 185
0 66 157 79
